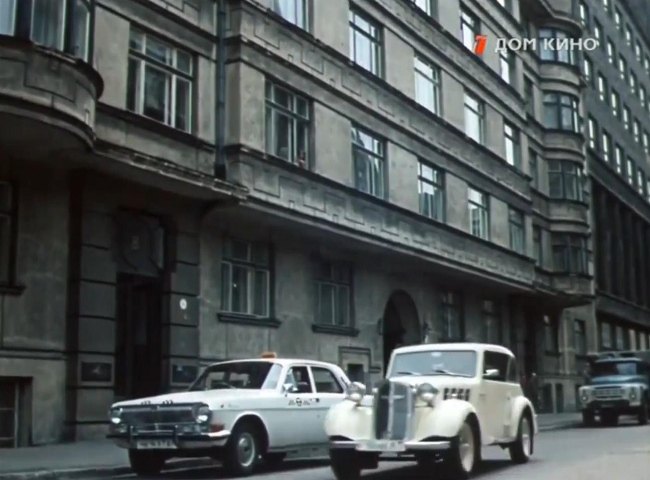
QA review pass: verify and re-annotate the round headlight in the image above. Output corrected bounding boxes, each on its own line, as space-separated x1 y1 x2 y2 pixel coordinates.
345 382 366 404
196 405 211 424
109 407 122 425
416 383 439 405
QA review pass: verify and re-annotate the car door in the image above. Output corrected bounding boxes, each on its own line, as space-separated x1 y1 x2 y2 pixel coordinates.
307 365 347 444
477 351 511 443
273 365 317 448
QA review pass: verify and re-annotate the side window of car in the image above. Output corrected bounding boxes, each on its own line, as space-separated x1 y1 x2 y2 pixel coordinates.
506 357 519 384
285 366 313 394
483 351 509 382
311 367 344 394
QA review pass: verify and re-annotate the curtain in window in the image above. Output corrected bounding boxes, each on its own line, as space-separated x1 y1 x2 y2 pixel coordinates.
0 0 16 35
31 0 65 49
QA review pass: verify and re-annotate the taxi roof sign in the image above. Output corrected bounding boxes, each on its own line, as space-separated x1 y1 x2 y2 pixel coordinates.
260 352 277 359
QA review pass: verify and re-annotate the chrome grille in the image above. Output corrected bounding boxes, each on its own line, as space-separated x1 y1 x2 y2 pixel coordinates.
594 387 623 400
120 405 196 426
374 380 413 441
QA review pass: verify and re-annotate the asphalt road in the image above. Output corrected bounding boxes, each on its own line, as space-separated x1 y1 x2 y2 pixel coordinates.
108 418 650 480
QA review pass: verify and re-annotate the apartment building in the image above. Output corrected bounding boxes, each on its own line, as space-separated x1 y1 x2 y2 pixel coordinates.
0 0 597 446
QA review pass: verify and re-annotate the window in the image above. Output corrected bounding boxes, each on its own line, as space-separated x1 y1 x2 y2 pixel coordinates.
575 320 587 356
482 300 502 344
600 321 613 350
524 77 535 115
529 149 539 188
587 116 598 150
468 187 489 240
285 367 313 393
643 131 649 155
548 160 583 201
616 326 626 350
623 106 630 131
552 234 588 274
0 0 15 35
265 82 310 165
460 8 480 51
483 351 509 381
544 316 559 353
414 55 441 114
636 40 643 62
352 126 385 198
543 92 580 132
411 0 436 16
615 144 623 173
316 261 352 327
640 86 646 109
311 367 344 394
579 0 589 28
500 49 514 84
509 207 525 254
127 29 193 132
606 39 615 64
349 10 382 76
633 119 640 143
440 292 463 341
582 55 593 86
539 28 575 64
418 162 445 221
626 157 635 186
504 122 521 168
272 0 308 29
630 72 637 95
0 183 16 285
496 0 513 11
611 90 620 118
625 24 632 46
638 168 645 195
594 20 603 48
618 55 627 82
533 226 543 266
597 74 607 103
220 239 270 317
614 8 621 30
464 92 485 144
602 130 612 163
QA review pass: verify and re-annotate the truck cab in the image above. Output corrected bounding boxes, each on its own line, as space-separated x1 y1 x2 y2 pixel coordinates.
578 351 650 427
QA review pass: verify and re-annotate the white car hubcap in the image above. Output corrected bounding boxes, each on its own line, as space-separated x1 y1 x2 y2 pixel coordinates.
521 418 531 457
237 433 256 467
458 423 475 472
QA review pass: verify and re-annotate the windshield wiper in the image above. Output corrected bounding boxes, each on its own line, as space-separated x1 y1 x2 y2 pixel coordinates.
430 369 470 377
396 371 421 376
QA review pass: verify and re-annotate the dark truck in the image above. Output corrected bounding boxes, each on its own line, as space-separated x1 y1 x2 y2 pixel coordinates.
578 351 650 426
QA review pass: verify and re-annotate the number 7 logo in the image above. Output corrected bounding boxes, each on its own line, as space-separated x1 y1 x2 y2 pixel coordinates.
474 35 488 56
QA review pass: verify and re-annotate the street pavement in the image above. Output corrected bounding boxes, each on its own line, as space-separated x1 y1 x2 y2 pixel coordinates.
83 417 649 480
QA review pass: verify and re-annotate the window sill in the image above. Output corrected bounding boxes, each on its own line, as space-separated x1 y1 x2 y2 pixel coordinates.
0 284 26 296
217 312 282 329
311 324 360 337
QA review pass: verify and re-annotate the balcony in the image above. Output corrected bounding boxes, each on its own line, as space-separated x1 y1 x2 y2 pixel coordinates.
535 271 594 306
0 1 103 158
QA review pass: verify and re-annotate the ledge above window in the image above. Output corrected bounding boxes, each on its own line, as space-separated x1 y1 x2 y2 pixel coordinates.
217 312 282 329
311 323 360 337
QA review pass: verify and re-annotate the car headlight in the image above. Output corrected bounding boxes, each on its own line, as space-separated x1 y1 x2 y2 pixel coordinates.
109 407 123 425
416 383 439 406
195 405 211 424
345 382 366 404
629 387 638 400
579 388 591 402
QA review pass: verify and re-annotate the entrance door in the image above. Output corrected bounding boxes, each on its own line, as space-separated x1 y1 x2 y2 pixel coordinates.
115 274 163 399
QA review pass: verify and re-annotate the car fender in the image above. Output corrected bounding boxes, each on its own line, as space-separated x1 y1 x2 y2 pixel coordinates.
224 410 271 440
324 400 373 440
507 396 538 436
412 399 481 441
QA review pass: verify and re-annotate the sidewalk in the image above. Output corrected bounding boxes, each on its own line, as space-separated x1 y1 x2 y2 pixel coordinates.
0 413 582 480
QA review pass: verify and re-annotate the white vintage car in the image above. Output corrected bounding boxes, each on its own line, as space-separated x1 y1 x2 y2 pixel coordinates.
108 354 350 477
324 343 538 479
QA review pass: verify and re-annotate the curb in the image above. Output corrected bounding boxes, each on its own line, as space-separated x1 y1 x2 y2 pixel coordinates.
538 421 582 432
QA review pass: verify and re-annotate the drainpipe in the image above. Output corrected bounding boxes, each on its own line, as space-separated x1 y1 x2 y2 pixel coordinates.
215 0 227 178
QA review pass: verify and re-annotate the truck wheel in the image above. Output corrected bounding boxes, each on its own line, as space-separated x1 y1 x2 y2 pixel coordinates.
128 450 165 476
223 423 260 477
582 410 595 427
509 414 533 464
442 417 479 479
330 450 361 480
601 411 618 427
639 399 649 425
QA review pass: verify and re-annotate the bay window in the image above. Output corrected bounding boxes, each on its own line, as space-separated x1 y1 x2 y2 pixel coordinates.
539 28 575 64
552 234 588 274
548 160 583 201
543 92 580 132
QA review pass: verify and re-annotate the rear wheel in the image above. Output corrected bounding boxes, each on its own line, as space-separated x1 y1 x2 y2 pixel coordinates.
582 410 595 427
442 417 479 479
330 450 362 480
128 450 165 477
509 414 533 464
223 423 260 477
601 410 619 427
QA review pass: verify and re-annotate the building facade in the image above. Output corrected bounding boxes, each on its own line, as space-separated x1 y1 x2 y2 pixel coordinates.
0 0 622 447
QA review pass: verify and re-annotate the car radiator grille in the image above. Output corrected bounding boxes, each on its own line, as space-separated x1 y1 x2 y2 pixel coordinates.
443 388 470 401
374 380 413 441
121 405 196 426
594 387 623 400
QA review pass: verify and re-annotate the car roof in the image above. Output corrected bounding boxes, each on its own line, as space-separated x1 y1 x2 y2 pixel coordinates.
205 358 343 369
392 342 514 357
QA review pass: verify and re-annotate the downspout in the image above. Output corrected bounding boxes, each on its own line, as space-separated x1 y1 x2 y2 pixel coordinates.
215 0 227 178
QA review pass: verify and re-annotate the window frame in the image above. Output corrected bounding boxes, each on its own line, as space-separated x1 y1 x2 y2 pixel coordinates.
602 130 612 163
548 160 584 201
552 234 588 274
481 300 502 345
538 28 576 64
414 54 442 115
468 186 490 240
533 225 543 267
348 10 383 77
315 260 353 328
587 116 598 151
542 92 580 133
351 125 386 199
508 207 525 254
271 0 309 30
460 8 480 52
418 161 445 222
504 121 521 168
440 291 464 341
464 91 485 144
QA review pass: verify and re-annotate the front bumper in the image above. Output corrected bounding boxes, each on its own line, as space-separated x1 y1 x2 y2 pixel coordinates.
583 399 642 411
108 427 231 450
330 439 451 454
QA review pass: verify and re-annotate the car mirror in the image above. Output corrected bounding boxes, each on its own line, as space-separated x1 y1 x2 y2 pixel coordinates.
483 368 500 379
282 383 298 394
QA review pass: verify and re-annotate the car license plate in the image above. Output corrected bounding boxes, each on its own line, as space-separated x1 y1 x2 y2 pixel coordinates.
358 440 405 452
136 439 177 450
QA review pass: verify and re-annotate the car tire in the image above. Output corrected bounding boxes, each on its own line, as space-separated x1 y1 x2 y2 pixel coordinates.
442 417 479 480
262 452 286 469
330 450 362 480
128 450 165 477
509 414 533 464
223 423 260 477
600 410 618 427
582 410 595 427
639 398 649 425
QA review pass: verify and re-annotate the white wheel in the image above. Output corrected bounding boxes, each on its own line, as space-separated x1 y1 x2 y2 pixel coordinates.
509 414 533 463
443 417 479 479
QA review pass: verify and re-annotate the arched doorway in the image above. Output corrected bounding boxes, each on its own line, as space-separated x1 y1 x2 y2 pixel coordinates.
382 291 421 372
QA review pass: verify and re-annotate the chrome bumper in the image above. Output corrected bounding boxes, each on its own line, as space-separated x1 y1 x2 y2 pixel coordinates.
108 429 231 450
330 440 452 452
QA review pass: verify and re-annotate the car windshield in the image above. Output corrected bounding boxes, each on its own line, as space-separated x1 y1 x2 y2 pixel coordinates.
188 361 282 391
591 361 639 377
388 350 477 378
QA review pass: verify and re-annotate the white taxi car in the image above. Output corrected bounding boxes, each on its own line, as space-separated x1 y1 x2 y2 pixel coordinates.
108 354 349 477
324 343 537 479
